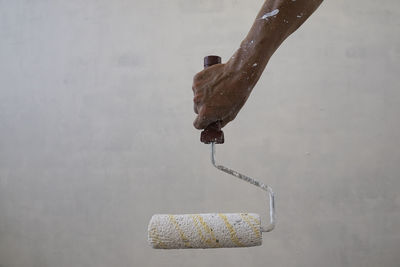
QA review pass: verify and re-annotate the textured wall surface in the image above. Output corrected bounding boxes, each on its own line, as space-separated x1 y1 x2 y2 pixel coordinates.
1 0 399 266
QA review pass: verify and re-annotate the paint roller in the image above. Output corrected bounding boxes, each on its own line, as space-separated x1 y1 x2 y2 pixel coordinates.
148 56 275 249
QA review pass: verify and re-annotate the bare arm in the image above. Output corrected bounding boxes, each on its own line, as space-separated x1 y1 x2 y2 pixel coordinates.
193 0 323 129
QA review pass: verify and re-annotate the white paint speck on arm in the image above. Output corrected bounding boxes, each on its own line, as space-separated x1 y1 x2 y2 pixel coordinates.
252 63 258 67
261 9 279 20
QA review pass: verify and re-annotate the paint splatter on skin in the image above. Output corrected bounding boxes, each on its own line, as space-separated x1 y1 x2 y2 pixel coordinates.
261 9 279 20
252 63 258 67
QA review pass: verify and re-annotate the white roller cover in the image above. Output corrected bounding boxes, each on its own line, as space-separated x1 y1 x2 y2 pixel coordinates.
148 213 262 249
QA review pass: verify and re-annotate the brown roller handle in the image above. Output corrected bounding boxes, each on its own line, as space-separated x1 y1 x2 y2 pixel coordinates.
200 55 224 144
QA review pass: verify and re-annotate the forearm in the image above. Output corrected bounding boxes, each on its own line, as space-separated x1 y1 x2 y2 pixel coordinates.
226 0 323 87
191 0 323 129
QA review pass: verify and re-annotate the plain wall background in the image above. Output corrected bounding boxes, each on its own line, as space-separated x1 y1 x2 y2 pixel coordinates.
1 0 399 266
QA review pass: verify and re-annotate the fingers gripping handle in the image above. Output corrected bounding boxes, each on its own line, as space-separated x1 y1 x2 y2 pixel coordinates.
200 55 224 144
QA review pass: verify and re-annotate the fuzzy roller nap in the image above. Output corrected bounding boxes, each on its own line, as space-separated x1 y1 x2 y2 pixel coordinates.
147 56 276 249
148 213 262 249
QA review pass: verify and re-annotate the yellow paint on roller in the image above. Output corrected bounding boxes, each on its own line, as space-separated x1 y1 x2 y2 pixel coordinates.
190 215 209 247
149 227 167 249
240 213 261 239
193 215 220 248
218 213 244 247
247 213 261 226
196 215 220 247
168 215 192 248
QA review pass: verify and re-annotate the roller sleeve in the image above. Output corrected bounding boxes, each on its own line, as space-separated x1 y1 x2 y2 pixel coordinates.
148 213 262 249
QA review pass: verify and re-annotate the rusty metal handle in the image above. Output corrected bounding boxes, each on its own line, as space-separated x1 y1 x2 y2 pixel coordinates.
200 55 224 144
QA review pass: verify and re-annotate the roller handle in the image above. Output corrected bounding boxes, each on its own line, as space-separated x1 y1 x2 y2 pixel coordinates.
200 55 225 144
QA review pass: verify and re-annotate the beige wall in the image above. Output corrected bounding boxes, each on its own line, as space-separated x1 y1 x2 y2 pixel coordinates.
1 0 399 266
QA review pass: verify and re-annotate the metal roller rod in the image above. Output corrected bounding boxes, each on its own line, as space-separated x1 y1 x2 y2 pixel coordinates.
210 142 276 232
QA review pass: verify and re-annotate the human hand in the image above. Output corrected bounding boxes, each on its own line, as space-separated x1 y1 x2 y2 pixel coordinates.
191 0 323 130
192 61 253 130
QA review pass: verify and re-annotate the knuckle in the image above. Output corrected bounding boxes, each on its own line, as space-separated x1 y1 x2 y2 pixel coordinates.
193 72 204 83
